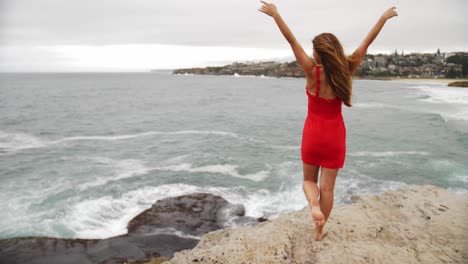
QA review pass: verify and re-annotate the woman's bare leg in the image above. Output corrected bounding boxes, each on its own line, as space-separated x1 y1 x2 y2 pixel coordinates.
302 162 325 240
316 167 339 240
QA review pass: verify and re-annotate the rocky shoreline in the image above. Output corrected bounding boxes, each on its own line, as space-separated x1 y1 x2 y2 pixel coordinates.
171 61 468 83
1 185 467 264
448 81 468 87
0 193 267 264
166 184 468 264
172 61 304 78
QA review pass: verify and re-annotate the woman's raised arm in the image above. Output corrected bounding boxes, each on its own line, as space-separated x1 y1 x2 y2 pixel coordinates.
351 7 398 70
259 1 315 76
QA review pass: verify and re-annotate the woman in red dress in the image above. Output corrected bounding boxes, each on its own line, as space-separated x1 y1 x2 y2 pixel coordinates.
259 1 398 240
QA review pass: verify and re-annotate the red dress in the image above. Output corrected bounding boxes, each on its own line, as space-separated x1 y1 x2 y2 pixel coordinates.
301 65 346 169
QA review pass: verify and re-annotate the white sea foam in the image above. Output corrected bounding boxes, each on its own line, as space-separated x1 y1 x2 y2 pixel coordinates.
75 156 270 192
407 85 468 123
336 168 409 203
277 161 298 175
231 185 306 219
77 157 153 191
446 187 468 197
63 191 156 239
348 151 430 157
270 145 300 150
0 130 46 152
141 227 202 240
51 131 158 142
232 73 263 78
0 130 240 153
63 183 306 239
50 130 239 144
63 168 413 239
415 86 468 105
353 102 388 109
63 184 227 238
154 163 270 182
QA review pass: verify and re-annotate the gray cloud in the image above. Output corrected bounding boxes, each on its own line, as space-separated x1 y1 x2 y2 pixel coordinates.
1 0 466 49
0 0 466 71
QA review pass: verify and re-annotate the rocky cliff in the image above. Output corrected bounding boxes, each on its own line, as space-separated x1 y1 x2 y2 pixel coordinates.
2 185 466 264
173 61 304 78
166 185 468 264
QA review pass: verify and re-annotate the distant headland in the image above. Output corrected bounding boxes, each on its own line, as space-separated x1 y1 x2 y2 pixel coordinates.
170 50 468 83
448 81 468 87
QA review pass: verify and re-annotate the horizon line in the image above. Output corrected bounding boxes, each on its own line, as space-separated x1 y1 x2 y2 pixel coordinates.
1 49 466 73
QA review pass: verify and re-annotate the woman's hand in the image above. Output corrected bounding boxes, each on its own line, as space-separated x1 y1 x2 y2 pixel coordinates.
258 1 279 18
381 7 398 21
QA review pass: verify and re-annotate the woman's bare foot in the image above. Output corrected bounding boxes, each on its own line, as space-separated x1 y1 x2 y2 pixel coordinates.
309 203 325 225
309 203 325 239
315 229 328 241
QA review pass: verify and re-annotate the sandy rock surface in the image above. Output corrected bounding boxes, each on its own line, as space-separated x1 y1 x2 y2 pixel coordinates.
166 184 468 264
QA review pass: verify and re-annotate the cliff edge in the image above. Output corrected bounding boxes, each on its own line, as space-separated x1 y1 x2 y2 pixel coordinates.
166 184 468 264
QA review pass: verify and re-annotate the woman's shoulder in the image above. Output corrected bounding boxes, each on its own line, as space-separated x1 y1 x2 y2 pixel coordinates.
302 60 317 78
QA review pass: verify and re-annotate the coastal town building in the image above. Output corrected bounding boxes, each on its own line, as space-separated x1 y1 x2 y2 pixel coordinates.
172 50 468 79
357 50 466 78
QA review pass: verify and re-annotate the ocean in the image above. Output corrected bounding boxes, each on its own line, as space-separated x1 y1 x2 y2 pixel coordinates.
1 72 467 240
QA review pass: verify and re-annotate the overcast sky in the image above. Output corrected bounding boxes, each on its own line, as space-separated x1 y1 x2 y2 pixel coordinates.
0 0 466 72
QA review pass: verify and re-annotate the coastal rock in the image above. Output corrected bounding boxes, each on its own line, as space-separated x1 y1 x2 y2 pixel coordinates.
173 61 304 78
448 81 468 87
0 193 265 264
167 185 468 264
128 193 261 237
171 51 468 79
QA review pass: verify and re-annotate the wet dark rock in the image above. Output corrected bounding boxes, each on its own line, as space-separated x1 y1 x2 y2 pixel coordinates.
130 193 236 236
0 192 267 264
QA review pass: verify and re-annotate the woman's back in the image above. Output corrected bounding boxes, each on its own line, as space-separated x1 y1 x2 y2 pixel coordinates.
306 65 341 101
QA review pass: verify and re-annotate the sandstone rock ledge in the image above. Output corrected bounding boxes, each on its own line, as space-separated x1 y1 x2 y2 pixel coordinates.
166 184 468 264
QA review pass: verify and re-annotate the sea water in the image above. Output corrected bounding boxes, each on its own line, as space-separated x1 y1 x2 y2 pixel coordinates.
0 72 467 240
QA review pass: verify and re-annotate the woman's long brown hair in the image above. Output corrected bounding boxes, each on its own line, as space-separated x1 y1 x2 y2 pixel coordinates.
312 33 360 107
